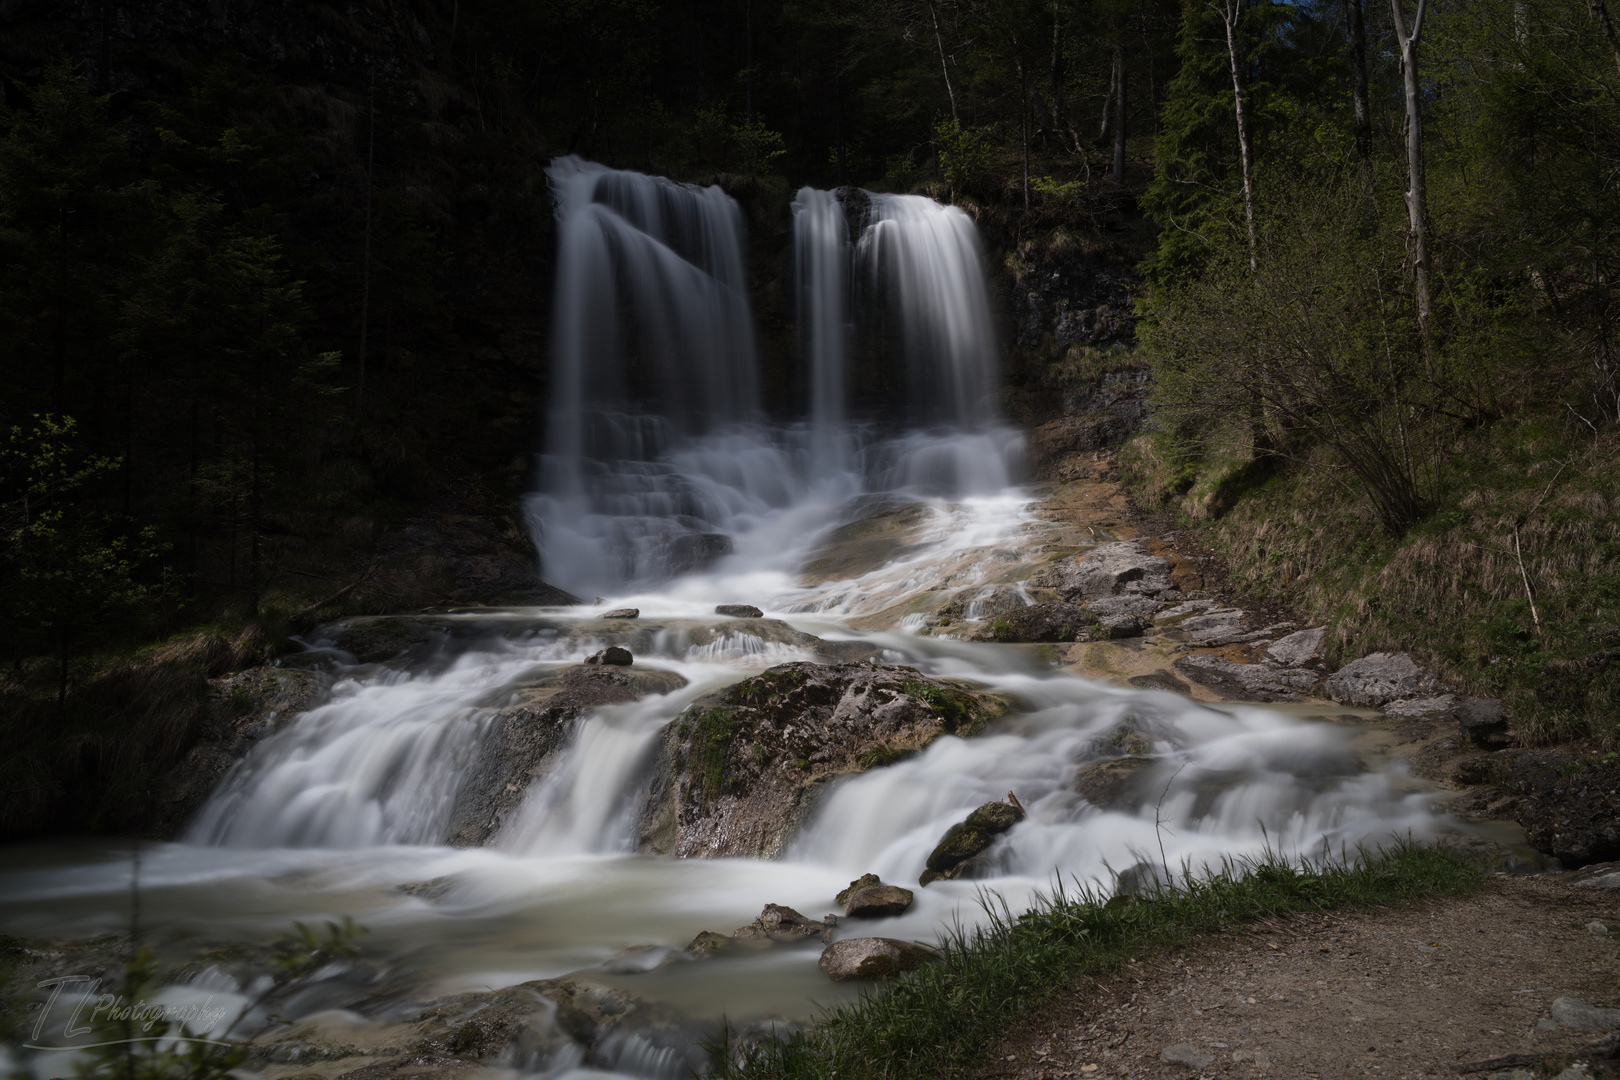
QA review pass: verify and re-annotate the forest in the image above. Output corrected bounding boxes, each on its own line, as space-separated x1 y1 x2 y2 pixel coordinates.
1 0 1618 836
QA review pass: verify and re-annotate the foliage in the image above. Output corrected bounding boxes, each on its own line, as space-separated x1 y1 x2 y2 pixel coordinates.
718 842 1482 1080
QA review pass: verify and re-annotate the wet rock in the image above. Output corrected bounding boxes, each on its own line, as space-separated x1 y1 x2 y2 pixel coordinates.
1153 599 1218 625
600 944 685 974
919 799 1025 885
976 602 1097 643
636 663 1005 859
600 608 640 620
1160 1042 1215 1070
835 874 881 906
323 615 441 663
1036 540 1171 601
1515 757 1620 865
818 938 940 981
1384 694 1457 719
1552 996 1620 1031
1127 669 1194 695
800 499 935 585
1457 697 1512 749
584 646 634 666
447 663 688 846
1322 652 1443 707
715 604 764 618
1080 595 1158 640
1172 654 1320 702
1579 871 1620 888
964 585 1032 621
1075 756 1156 810
1264 627 1327 668
734 904 826 944
844 885 914 919
686 931 733 956
668 532 733 575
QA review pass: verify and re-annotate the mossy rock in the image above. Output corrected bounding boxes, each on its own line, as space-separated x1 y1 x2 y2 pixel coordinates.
919 800 1025 885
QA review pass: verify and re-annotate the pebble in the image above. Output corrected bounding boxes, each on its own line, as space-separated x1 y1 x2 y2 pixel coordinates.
1586 920 1609 934
1159 1042 1215 1070
1552 1068 1594 1080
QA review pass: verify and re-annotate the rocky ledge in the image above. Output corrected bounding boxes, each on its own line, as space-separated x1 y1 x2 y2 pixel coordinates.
634 662 1006 858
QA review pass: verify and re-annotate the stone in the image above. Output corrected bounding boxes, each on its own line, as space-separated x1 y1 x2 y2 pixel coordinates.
1075 756 1156 810
1483 1071 1535 1080
686 931 733 956
1553 1068 1594 1080
1087 595 1161 620
978 602 1097 643
817 938 940 981
584 646 634 666
1160 1043 1215 1070
635 662 1005 859
1153 599 1218 625
1515 757 1620 865
1090 611 1147 640
1457 697 1512 749
835 874 881 906
668 532 733 574
1127 670 1194 695
1036 541 1171 601
1172 654 1320 701
1263 626 1327 667
1321 652 1443 707
715 604 764 618
844 885 915 919
1384 695 1457 719
1589 1031 1620 1058
1580 872 1620 888
919 800 1025 885
734 904 826 943
600 608 640 620
1588 921 1610 934
1551 996 1620 1032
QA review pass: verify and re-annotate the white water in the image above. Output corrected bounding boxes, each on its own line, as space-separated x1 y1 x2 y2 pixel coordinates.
0 165 1493 1080
792 187 850 478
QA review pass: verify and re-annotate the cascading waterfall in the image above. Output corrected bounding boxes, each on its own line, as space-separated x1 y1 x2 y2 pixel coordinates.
792 187 851 478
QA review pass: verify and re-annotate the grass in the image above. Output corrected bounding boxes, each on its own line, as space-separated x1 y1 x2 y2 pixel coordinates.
717 842 1482 1080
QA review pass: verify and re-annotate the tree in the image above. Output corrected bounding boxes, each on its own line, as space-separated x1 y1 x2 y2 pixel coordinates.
1390 0 1432 338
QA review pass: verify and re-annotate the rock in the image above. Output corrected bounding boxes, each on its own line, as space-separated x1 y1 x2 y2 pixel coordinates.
715 604 765 618
1515 757 1620 865
1551 996 1620 1031
1322 652 1443 707
1153 599 1218 624
686 931 733 956
1090 611 1147 640
1263 627 1327 668
1588 921 1609 934
1075 756 1156 810
734 904 826 943
1553 1068 1594 1080
964 585 1032 621
977 602 1098 643
844 885 914 919
1457 697 1512 749
1160 1043 1215 1070
1036 541 1171 601
668 532 733 574
1172 654 1320 702
1485 1071 1535 1080
635 663 1005 859
584 646 634 666
446 663 688 846
1087 594 1161 620
599 608 640 620
817 938 940 981
836 874 882 906
1384 695 1457 719
1127 669 1194 695
919 799 1025 885
800 499 936 584
1590 1031 1620 1058
1580 872 1620 888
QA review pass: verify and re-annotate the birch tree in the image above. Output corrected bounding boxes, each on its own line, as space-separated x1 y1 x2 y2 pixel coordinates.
1211 0 1258 272
1390 0 1432 337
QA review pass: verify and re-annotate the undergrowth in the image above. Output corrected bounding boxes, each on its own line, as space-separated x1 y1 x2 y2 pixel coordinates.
717 842 1481 1080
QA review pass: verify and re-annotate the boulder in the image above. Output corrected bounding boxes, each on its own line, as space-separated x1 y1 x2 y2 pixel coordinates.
733 904 827 944
715 604 765 618
599 608 640 620
919 799 1025 885
1160 1043 1215 1070
1551 997 1620 1032
1153 599 1218 625
977 602 1098 643
635 663 1005 859
1036 541 1171 601
1515 757 1620 865
965 585 1032 621
818 938 940 982
584 646 634 666
835 874 881 906
1264 627 1327 668
1321 652 1443 706
844 885 914 919
1075 756 1156 811
686 931 733 956
1457 697 1512 749
1127 670 1194 695
1172 654 1320 702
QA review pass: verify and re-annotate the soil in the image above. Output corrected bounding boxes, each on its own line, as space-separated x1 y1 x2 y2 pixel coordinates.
975 872 1620 1080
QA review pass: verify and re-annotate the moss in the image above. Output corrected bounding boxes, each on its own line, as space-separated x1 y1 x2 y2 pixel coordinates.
857 744 916 770
691 707 742 807
902 679 988 735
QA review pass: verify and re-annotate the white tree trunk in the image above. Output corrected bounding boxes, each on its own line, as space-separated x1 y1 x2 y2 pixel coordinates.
1214 1 1258 272
1391 0 1432 337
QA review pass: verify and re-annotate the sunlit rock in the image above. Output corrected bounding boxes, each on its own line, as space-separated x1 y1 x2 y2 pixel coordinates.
818 937 940 981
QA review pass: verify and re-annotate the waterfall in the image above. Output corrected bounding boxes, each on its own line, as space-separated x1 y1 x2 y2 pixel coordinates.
792 187 851 478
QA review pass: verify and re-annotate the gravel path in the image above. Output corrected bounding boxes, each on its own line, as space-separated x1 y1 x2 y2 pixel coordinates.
974 874 1620 1080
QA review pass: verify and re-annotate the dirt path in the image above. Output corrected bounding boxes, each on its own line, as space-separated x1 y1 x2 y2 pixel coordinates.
975 874 1620 1080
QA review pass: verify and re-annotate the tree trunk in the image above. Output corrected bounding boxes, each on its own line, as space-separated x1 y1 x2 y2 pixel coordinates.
1099 48 1118 142
1112 47 1127 184
927 1 959 123
1217 1 1259 272
1591 0 1620 79
1345 0 1372 160
1391 0 1432 338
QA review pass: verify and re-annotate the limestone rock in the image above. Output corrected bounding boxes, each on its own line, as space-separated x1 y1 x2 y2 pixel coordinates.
844 885 914 919
635 662 1005 859
835 874 881 906
1172 654 1320 701
1036 540 1171 601
818 938 940 981
715 604 765 618
800 499 935 585
1264 627 1327 668
685 931 733 956
919 799 1025 885
600 608 640 620
1075 756 1156 810
734 904 826 943
584 646 634 666
1127 670 1194 695
976 602 1097 643
1160 1043 1215 1070
1322 652 1443 706
1153 599 1217 625
1457 697 1512 749
1383 695 1457 719
1551 996 1620 1031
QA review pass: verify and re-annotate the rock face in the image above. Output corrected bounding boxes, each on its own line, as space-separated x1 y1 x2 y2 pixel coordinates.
979 602 1098 643
1264 627 1327 668
1457 697 1512 749
636 663 1005 859
1037 540 1171 601
447 664 688 847
1516 757 1620 866
715 605 764 618
919 799 1025 885
800 499 935 585
1322 652 1443 706
843 884 915 919
1172 654 1320 702
818 938 940 981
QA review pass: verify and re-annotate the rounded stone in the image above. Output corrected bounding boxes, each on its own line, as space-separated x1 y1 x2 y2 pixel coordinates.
818 937 939 981
843 884 915 919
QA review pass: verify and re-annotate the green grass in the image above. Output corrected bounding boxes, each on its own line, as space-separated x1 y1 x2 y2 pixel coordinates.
718 842 1482 1080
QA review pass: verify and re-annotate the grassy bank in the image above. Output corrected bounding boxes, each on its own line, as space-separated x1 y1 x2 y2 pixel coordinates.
720 843 1482 1080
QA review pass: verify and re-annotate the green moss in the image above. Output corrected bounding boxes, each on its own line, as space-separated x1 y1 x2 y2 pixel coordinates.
857 744 916 770
902 679 987 735
691 707 742 807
